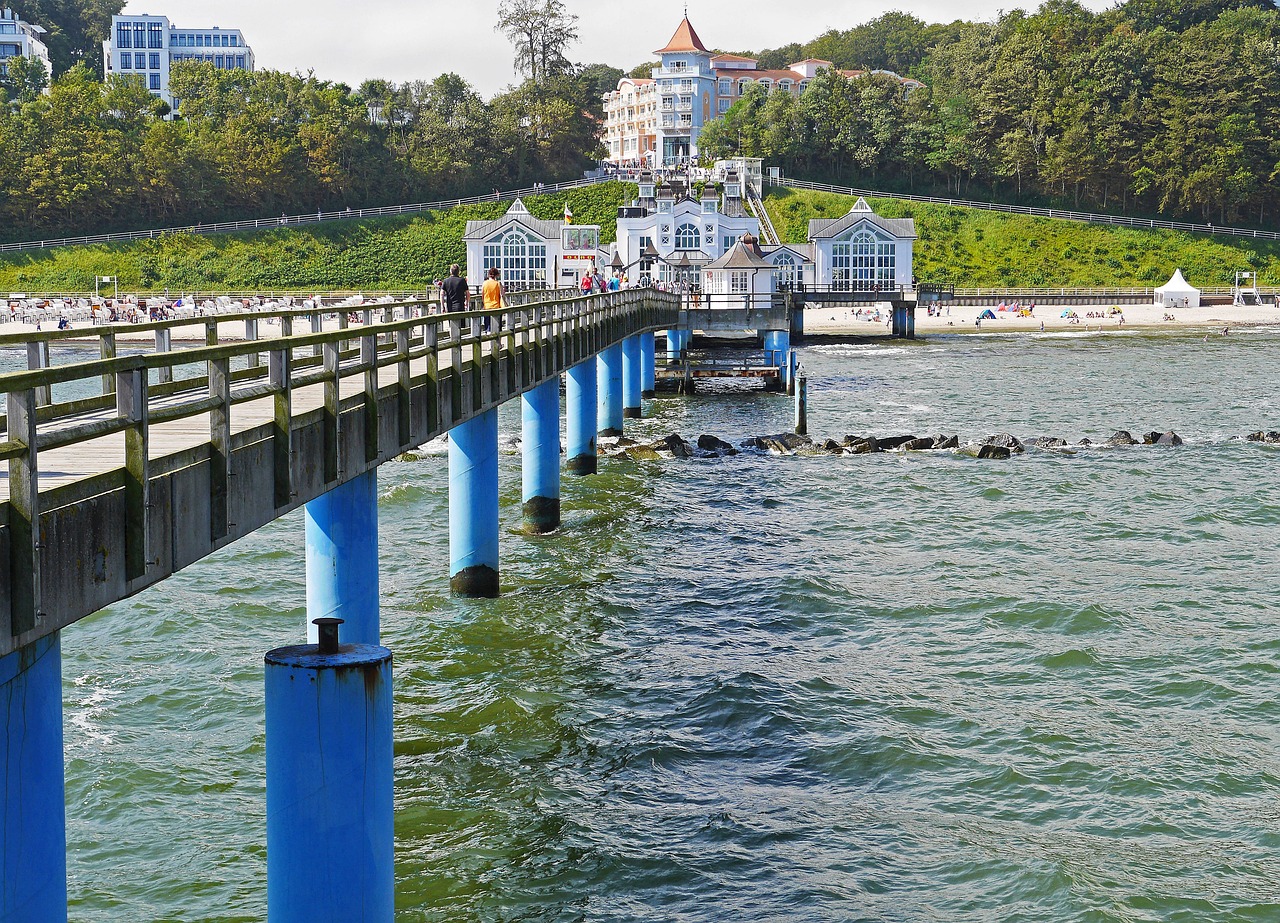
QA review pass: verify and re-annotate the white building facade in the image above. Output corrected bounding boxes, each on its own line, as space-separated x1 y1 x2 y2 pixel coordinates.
463 200 609 292
102 14 255 109
603 16 923 166
808 198 916 291
0 7 51 87
602 77 659 164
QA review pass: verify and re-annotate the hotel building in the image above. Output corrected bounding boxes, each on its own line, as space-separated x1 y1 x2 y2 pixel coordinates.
605 16 923 166
102 14 255 110
0 7 51 88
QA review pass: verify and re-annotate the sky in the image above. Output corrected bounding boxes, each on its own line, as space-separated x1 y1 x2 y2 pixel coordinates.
122 0 1118 98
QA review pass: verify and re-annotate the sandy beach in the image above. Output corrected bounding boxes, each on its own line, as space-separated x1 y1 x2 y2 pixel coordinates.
805 300 1280 335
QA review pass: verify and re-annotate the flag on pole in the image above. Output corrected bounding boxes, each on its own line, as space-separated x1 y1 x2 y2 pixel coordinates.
563 201 573 224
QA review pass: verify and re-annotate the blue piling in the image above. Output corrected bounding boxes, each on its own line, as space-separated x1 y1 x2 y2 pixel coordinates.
448 407 500 597
665 328 690 360
597 342 624 437
265 619 394 923
640 331 656 398
622 335 643 419
764 330 791 389
566 360 598 476
305 469 380 645
521 378 561 533
0 633 67 923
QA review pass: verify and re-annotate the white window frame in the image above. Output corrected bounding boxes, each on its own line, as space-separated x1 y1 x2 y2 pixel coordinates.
675 223 700 251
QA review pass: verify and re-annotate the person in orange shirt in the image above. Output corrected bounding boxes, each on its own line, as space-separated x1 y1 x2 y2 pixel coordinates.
482 266 505 332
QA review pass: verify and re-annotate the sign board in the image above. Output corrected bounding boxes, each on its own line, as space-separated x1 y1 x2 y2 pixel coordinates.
561 225 599 256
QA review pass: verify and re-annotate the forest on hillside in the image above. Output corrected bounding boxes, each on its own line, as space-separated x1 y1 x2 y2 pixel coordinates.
703 0 1280 225
3 0 1280 240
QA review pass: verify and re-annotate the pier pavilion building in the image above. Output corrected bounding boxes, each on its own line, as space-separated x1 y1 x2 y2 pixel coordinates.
463 199 608 292
0 7 51 88
102 13 255 110
808 197 916 292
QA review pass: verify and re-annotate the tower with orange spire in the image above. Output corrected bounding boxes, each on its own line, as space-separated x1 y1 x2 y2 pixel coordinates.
651 14 715 165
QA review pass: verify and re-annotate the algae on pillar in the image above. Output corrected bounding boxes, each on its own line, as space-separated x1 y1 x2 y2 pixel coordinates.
521 378 561 533
566 361 598 476
448 408 500 597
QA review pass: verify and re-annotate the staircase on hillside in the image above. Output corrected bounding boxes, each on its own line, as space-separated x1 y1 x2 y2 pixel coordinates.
745 185 781 246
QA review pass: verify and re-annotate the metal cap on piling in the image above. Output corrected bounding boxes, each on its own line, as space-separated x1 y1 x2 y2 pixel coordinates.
313 617 344 654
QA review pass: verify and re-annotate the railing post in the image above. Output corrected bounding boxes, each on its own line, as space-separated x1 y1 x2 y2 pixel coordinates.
312 313 323 358
270 348 293 509
472 316 487 410
448 316 463 426
245 318 260 369
322 341 340 485
26 342 51 407
100 331 116 397
205 320 217 347
209 357 232 540
395 329 411 448
361 335 378 463
7 389 41 632
155 328 174 383
116 367 149 581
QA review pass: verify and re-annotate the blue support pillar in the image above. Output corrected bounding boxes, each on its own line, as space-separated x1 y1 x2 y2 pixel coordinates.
0 633 67 923
764 329 791 389
665 328 690 360
566 361 598 476
449 408 500 597
597 342 624 437
622 335 642 419
305 469 380 645
266 619 394 923
640 331 656 398
521 378 561 534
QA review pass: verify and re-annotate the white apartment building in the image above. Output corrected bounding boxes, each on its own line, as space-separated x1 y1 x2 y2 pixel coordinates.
102 14 254 110
0 7 52 89
602 77 659 164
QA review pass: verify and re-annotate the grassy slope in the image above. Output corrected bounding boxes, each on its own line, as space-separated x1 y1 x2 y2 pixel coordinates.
3 181 1275 292
765 188 1280 288
0 184 636 294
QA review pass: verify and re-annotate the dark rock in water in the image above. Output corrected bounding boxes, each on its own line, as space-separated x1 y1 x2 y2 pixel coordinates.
813 439 845 455
650 433 692 458
1269 431 1280 443
841 434 865 446
1107 430 1137 446
877 435 917 451
983 433 1025 453
1247 431 1264 442
1142 431 1162 445
934 435 960 449
1078 437 1093 446
1031 436 1067 448
697 434 734 453
1156 431 1183 446
977 444 1012 460
844 438 879 454
614 436 640 447
762 437 794 455
902 437 936 451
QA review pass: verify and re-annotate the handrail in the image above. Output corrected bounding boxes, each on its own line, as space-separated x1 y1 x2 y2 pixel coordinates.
771 176 1280 243
0 177 622 254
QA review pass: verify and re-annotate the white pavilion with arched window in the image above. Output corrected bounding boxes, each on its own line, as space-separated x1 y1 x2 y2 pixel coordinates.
808 197 916 291
464 199 605 292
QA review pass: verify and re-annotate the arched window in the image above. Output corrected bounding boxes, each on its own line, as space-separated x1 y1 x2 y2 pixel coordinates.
482 228 548 291
831 229 894 291
737 78 752 95
778 79 793 93
758 79 772 91
675 223 701 251
773 253 798 289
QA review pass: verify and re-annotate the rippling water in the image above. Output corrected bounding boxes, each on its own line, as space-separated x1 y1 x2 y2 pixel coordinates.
39 329 1280 921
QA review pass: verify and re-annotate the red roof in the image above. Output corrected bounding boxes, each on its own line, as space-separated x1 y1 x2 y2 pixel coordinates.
655 17 708 54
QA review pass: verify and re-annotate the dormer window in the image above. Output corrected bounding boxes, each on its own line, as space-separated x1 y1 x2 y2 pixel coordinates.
799 80 809 93
639 184 655 199
779 79 792 92
702 198 718 214
725 183 740 198
759 79 772 91
737 79 751 95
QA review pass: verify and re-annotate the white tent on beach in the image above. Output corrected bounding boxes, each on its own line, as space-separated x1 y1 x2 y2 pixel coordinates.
1155 269 1201 308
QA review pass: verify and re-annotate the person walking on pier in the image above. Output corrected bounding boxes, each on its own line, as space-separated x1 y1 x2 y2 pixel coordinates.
442 263 469 314
482 266 506 333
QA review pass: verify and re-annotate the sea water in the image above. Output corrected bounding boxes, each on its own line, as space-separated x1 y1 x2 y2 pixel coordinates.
28 329 1280 921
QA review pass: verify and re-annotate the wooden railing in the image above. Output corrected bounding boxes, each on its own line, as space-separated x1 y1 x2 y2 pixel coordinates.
0 288 681 657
